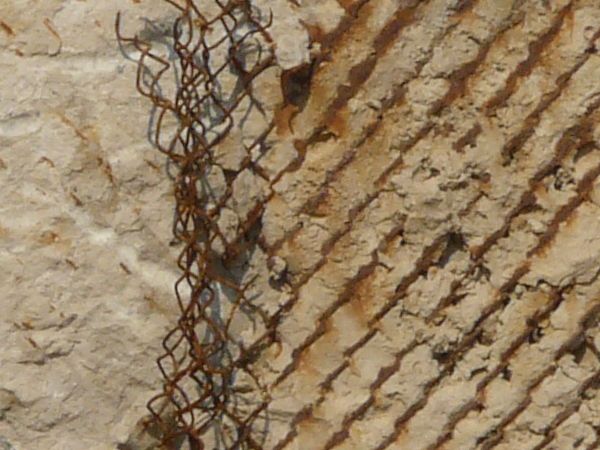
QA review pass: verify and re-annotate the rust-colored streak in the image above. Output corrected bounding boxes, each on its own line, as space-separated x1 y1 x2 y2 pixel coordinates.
373 6 419 54
37 156 56 168
309 0 373 59
70 192 83 207
144 159 160 171
0 20 15 36
271 406 313 450
346 270 379 322
452 122 481 152
97 157 116 185
65 259 78 270
43 18 62 56
57 113 89 142
336 0 370 16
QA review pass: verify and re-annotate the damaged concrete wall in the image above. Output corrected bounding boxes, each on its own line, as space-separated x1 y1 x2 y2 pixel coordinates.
1 0 600 449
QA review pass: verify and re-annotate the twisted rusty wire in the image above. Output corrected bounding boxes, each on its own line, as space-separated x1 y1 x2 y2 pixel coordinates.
116 1 276 448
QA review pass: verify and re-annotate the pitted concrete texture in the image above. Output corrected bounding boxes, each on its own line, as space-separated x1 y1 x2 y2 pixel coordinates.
1 0 600 449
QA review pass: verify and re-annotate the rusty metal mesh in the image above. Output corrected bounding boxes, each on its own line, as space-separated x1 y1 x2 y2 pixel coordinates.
116 1 278 448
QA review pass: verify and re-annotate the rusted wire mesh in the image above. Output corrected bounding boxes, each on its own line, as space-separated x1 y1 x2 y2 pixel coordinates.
116 1 277 448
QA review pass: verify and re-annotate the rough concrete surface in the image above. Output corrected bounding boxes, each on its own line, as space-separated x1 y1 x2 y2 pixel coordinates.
1 0 600 449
